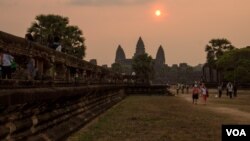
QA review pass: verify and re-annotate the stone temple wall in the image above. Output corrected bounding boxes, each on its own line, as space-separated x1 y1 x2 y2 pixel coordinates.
0 31 126 141
0 86 125 141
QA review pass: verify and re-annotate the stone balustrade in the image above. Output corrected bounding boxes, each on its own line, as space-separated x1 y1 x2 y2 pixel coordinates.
0 31 121 84
0 31 170 141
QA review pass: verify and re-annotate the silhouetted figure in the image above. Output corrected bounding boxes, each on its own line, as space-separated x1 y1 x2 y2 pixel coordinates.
218 83 223 98
176 83 180 94
25 33 34 48
181 84 185 94
52 36 62 51
227 82 233 99
192 84 199 104
25 33 34 41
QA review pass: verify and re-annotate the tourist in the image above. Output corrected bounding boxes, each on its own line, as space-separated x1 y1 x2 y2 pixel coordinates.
25 32 34 48
226 82 229 96
176 83 180 94
25 33 34 42
1 51 14 79
51 36 63 52
192 84 199 104
218 83 223 98
47 35 61 51
227 82 233 99
200 83 208 105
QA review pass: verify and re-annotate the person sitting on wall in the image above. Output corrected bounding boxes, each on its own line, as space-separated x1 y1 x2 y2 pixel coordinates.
25 33 34 41
48 35 62 52
52 36 60 49
25 33 34 48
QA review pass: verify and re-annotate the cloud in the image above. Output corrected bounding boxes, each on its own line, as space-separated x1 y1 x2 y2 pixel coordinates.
69 0 153 6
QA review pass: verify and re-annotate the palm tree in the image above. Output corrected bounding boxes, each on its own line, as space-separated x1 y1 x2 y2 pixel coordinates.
205 38 235 82
27 14 86 59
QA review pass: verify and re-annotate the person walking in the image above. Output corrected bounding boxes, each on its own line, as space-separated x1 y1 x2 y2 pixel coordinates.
200 83 208 105
218 83 223 98
176 83 180 95
192 84 199 104
227 82 233 99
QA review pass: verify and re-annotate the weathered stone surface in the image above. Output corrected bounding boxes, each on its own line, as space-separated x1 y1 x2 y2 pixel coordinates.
0 86 125 141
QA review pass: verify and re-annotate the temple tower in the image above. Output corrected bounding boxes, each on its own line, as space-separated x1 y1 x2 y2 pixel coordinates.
115 45 126 63
133 37 145 57
155 45 165 66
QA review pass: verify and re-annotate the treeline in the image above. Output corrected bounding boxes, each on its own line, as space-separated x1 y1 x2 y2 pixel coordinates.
205 38 250 83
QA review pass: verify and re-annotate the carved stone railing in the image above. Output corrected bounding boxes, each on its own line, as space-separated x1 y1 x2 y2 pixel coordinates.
0 31 122 85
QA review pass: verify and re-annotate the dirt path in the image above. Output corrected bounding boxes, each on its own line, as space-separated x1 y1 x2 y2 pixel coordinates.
177 93 250 123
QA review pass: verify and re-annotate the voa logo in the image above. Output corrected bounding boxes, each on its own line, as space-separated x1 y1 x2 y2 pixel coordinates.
226 129 246 136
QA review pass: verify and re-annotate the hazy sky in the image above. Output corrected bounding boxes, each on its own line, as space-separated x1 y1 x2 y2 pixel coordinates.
1 0 250 66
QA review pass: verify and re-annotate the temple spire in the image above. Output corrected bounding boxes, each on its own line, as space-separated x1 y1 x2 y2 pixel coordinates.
155 45 165 65
134 37 145 57
115 45 126 63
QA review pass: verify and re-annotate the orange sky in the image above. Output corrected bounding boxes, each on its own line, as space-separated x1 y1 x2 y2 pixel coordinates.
1 0 250 66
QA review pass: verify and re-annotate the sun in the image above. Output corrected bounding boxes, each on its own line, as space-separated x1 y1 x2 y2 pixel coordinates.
155 10 161 16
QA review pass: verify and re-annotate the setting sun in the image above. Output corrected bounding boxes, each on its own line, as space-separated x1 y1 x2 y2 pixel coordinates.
155 10 161 16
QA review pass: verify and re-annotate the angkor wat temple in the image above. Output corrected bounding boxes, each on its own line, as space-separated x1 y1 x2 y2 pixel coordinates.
114 37 203 84
114 37 167 83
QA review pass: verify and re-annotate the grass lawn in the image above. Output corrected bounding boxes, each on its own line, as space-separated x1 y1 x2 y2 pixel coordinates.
207 89 250 113
67 93 250 141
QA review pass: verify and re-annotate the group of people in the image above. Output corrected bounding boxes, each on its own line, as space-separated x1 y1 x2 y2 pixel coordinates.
0 50 37 80
192 82 209 105
176 83 190 94
0 33 64 80
218 82 237 99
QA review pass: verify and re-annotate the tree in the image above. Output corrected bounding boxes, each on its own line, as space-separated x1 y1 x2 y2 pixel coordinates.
132 53 154 84
27 14 86 59
216 47 250 83
205 38 235 66
111 63 123 74
205 38 235 82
